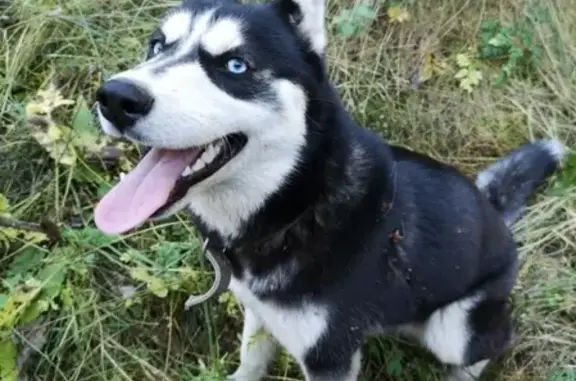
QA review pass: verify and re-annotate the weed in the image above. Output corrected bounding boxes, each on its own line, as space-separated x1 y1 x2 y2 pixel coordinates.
332 1 378 39
477 1 550 86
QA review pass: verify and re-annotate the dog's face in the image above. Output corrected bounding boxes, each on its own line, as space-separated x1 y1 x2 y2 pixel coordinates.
94 0 327 237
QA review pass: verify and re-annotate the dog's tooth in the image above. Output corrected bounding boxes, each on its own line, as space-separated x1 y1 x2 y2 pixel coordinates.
182 166 193 176
201 145 217 164
191 159 206 172
214 141 224 154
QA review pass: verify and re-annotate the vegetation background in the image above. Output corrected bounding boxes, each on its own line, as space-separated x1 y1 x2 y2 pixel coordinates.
1 0 575 380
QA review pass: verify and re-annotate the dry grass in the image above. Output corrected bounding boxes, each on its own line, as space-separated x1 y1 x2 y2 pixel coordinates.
0 0 575 380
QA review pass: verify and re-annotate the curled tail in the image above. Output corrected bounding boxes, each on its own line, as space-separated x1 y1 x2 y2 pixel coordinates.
475 139 567 227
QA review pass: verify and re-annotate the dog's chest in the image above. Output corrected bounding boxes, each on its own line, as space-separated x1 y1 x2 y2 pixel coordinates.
229 276 329 358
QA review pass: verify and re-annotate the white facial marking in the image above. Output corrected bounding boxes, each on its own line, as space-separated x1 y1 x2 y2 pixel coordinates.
161 11 193 45
201 18 244 56
100 8 309 240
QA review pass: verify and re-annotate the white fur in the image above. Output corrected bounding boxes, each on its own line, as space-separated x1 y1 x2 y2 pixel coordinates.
201 18 244 56
181 79 307 240
229 307 278 381
541 138 567 162
161 11 193 44
230 277 329 361
248 257 299 294
421 294 480 365
98 9 308 240
291 0 326 55
447 360 489 381
229 269 335 381
475 138 566 191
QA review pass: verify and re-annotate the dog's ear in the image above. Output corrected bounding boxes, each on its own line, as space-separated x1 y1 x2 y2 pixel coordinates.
275 0 326 55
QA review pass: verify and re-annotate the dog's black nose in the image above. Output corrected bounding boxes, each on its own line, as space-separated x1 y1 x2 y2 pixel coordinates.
96 79 154 132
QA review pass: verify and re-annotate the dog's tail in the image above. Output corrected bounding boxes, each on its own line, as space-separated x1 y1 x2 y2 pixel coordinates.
475 139 566 227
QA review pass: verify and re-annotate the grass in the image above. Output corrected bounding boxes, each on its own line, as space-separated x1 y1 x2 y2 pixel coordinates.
1 0 576 380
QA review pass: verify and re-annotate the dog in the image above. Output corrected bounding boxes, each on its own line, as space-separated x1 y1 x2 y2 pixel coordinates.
92 1 566 380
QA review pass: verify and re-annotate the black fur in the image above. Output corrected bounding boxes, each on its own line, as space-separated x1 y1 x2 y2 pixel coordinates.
176 1 564 378
100 0 565 379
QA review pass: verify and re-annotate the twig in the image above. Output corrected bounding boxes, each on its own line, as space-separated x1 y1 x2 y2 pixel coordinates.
0 215 61 242
0 215 44 232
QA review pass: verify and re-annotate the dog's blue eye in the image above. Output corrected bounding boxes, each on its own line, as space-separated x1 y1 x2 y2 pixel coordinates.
226 58 247 74
151 41 164 56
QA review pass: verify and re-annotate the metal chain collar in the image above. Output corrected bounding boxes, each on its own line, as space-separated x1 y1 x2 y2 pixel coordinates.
184 238 233 310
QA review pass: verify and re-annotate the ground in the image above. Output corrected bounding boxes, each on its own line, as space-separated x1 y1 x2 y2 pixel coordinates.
0 0 575 380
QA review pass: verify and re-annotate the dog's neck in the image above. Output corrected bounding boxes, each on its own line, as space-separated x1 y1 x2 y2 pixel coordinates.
189 86 397 281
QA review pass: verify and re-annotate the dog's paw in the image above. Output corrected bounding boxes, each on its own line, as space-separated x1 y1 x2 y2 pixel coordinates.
227 367 266 381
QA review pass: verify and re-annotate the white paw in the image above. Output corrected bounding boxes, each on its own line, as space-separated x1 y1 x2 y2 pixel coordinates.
227 367 267 381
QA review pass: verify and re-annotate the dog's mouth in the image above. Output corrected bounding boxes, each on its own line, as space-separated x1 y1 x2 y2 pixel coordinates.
94 132 247 235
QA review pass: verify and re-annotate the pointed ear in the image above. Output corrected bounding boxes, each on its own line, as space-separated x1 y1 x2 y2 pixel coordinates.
276 0 326 55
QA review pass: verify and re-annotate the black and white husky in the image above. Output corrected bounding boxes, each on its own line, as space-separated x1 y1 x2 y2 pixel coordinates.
93 1 566 380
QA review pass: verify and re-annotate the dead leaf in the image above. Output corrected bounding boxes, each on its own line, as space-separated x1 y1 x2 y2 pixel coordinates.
387 5 410 23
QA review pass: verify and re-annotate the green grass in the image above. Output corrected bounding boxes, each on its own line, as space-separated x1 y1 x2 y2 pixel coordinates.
1 0 576 380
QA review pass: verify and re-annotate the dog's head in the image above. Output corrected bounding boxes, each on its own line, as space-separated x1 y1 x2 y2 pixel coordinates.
94 0 328 237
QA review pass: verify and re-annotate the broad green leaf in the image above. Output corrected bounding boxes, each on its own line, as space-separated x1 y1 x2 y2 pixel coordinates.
71 96 96 134
488 33 510 47
19 299 50 325
338 22 357 38
0 339 18 381
36 263 67 299
62 226 118 248
355 5 377 20
6 248 46 278
72 96 102 153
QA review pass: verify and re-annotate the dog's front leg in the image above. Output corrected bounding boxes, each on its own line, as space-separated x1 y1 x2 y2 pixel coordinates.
228 307 278 381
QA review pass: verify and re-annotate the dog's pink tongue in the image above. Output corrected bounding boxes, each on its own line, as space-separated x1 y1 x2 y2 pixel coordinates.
94 148 200 235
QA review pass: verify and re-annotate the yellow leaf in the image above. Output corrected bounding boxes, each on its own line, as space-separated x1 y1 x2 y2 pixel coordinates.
129 267 168 298
147 277 168 298
48 142 77 166
26 101 49 116
130 267 152 282
0 194 9 214
419 53 446 83
47 125 63 142
26 84 74 119
454 68 469 80
456 53 471 68
387 6 410 23
458 70 483 93
0 228 48 245
36 84 75 112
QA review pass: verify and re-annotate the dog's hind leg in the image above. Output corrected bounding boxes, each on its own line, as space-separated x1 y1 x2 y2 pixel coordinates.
417 293 514 381
228 307 278 381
